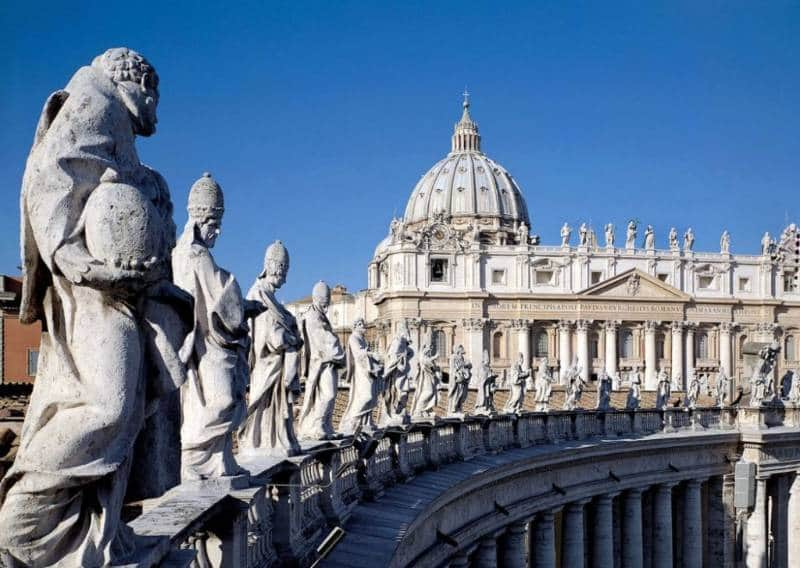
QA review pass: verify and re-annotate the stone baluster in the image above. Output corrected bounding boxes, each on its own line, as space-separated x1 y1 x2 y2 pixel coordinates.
562 499 590 567
576 320 591 382
644 321 658 390
558 320 572 384
683 479 704 568
593 493 618 568
604 320 620 381
653 483 676 568
746 477 769 568
670 321 684 388
621 488 644 568
532 509 559 567
789 472 800 568
473 531 501 567
499 520 529 568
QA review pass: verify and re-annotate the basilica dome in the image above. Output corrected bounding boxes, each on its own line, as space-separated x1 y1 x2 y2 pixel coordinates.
403 96 530 230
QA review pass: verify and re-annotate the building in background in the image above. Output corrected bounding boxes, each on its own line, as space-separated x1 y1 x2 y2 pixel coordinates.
0 276 40 384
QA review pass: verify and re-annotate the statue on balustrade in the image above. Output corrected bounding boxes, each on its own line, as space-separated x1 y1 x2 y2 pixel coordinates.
380 321 413 427
644 225 655 250
447 344 471 415
656 368 672 409
669 227 679 251
238 241 303 457
714 368 731 407
563 360 586 410
411 343 441 419
474 350 498 415
340 318 382 434
749 341 780 407
297 281 346 440
761 232 773 256
0 48 194 567
626 365 642 410
604 223 615 248
684 228 695 251
595 370 612 411
533 359 554 412
173 173 262 481
504 353 530 414
785 370 800 404
560 222 572 246
720 230 731 254
685 373 701 409
625 220 637 249
578 223 588 246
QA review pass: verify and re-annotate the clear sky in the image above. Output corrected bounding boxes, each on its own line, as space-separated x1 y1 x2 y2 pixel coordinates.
1 1 798 301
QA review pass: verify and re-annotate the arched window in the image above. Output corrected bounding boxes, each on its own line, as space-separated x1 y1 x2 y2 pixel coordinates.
697 332 709 360
620 330 634 359
492 331 504 360
433 330 447 360
535 331 549 358
786 335 797 362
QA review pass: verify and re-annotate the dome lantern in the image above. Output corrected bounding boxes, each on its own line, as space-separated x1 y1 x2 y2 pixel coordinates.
451 89 481 153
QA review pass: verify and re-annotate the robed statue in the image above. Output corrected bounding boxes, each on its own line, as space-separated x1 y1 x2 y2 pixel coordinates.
411 344 441 419
380 321 414 427
340 318 382 434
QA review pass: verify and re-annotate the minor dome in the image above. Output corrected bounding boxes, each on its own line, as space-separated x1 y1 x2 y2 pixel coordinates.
403 95 530 229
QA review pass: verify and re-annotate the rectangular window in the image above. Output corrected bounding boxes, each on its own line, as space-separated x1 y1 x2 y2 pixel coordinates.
738 277 751 292
535 271 553 285
27 349 39 376
591 271 603 285
430 259 448 283
698 275 715 290
491 269 506 285
785 273 799 292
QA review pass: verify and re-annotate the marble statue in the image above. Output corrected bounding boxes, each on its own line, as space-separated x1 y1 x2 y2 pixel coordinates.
786 370 800 404
447 345 471 415
173 173 259 481
644 225 655 250
297 281 346 440
720 230 731 254
588 227 598 249
625 220 637 250
238 241 303 457
656 368 671 409
685 373 701 409
626 366 642 410
504 353 530 414
749 341 780 407
578 223 588 246
517 221 529 245
668 227 679 251
714 369 731 407
0 48 193 566
604 223 615 248
411 343 440 419
595 370 612 411
761 232 773 256
563 360 586 411
560 222 572 247
533 359 554 412
380 321 414 427
684 228 695 251
340 318 381 434
474 350 498 415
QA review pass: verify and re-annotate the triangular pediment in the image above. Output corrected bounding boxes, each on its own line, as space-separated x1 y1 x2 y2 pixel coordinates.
579 268 689 300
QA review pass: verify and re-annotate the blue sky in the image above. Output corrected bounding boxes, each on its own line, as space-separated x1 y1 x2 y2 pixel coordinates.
1 1 799 301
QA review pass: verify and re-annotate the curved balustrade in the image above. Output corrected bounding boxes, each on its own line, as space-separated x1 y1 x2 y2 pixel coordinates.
127 404 800 567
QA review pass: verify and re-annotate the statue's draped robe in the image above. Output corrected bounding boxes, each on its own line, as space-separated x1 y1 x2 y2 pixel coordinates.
381 336 411 423
173 232 248 479
533 370 552 404
504 363 528 413
340 334 379 434
411 353 438 417
447 354 469 414
238 282 301 456
297 306 344 439
475 363 496 411
0 66 184 566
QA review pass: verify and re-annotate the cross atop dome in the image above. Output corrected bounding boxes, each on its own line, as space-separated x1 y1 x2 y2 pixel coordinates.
452 91 481 153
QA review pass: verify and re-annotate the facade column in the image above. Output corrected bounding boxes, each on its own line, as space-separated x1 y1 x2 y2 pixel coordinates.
562 499 589 567
685 322 696 381
746 477 769 568
593 493 618 568
670 321 684 388
558 320 572 385
604 320 620 383
513 319 532 369
622 488 643 568
789 473 800 568
499 519 529 568
472 532 499 567
719 322 733 378
653 483 675 568
462 318 486 366
532 510 558 568
644 320 658 390
683 479 704 568
576 319 591 382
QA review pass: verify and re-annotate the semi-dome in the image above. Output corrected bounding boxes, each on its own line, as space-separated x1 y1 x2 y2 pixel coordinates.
403 95 530 230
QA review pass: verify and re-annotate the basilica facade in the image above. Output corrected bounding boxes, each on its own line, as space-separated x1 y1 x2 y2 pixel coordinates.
298 97 800 391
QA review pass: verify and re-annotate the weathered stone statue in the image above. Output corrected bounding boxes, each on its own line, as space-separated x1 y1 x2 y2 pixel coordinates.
644 225 655 250
786 370 800 405
749 341 780 407
380 321 414 427
533 359 554 412
474 350 498 415
578 223 588 246
504 353 530 414
297 281 346 440
563 360 586 410
340 318 382 434
685 373 701 409
684 228 695 251
604 223 615 248
761 231 773 256
625 220 637 250
560 222 571 247
715 369 731 407
626 366 642 410
517 221 529 245
411 343 440 419
656 368 671 409
238 241 302 457
720 230 731 254
0 48 192 566
447 345 471 415
595 370 612 411
173 173 259 481
668 227 679 251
